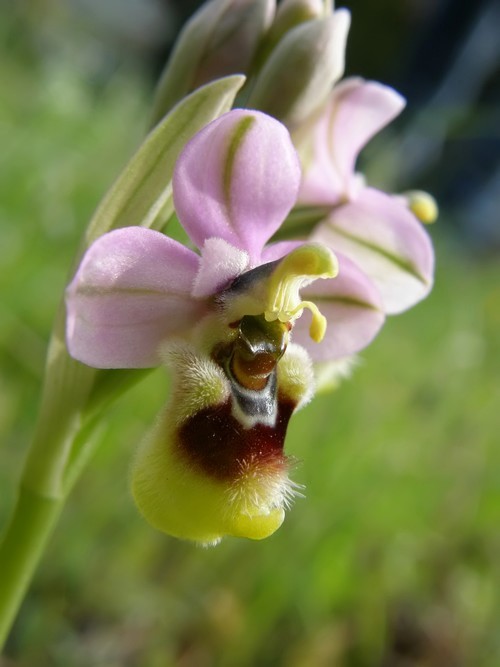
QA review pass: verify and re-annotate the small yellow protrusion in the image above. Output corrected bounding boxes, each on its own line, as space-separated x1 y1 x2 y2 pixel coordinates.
307 305 327 343
264 244 337 343
404 190 438 224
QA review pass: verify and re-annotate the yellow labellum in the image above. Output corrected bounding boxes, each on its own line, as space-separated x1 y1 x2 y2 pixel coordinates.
132 417 286 545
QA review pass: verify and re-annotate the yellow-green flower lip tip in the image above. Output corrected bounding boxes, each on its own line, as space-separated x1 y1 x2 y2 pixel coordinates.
230 507 285 540
405 190 439 224
265 243 338 343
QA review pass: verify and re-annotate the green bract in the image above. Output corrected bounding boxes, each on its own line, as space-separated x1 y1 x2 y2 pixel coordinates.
87 75 245 245
150 0 272 126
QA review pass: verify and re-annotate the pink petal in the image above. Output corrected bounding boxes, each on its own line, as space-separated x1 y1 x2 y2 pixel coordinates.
173 109 301 263
312 188 434 314
66 227 205 368
299 78 405 206
292 253 385 360
192 238 249 298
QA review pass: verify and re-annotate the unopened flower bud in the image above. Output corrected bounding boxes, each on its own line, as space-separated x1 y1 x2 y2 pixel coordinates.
248 9 350 130
256 0 326 69
151 0 275 126
273 0 326 33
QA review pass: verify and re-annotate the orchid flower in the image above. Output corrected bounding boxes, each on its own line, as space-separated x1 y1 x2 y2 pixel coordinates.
66 109 385 544
298 77 435 315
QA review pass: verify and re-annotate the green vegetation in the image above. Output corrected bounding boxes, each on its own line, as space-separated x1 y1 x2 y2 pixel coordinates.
1 22 500 667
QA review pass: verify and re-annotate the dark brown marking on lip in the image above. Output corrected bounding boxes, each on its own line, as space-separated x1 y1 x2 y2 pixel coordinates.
176 396 296 481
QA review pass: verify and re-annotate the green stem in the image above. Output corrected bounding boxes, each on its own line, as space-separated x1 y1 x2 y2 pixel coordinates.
0 486 63 650
0 359 146 651
0 315 95 652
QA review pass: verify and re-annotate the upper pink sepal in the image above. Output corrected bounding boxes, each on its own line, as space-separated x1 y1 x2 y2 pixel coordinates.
173 109 301 263
299 78 406 206
66 227 205 368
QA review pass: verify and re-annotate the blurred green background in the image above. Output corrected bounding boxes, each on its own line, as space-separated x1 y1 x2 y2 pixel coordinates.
1 2 500 666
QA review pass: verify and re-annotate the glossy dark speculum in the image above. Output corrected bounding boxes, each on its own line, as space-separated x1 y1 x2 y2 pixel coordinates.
177 396 295 481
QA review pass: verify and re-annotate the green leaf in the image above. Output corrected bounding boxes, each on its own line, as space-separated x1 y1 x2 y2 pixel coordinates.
85 75 245 245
